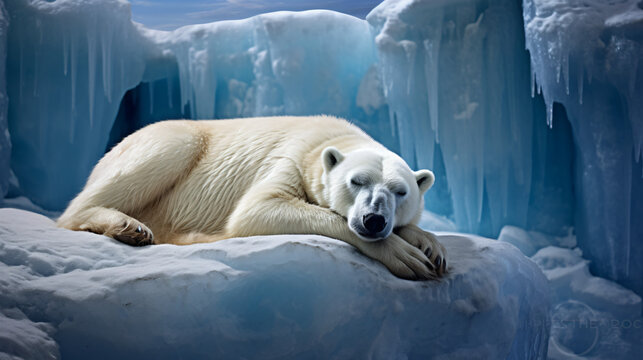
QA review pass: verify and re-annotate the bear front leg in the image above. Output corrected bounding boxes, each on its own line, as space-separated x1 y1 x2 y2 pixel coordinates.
395 224 447 276
225 182 440 280
58 206 154 246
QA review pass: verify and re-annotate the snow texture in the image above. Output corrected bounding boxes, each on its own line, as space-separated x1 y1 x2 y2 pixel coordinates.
417 210 457 232
0 208 550 359
523 0 643 300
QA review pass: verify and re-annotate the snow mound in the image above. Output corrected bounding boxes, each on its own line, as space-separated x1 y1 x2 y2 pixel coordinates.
533 246 643 359
0 209 550 359
499 225 643 359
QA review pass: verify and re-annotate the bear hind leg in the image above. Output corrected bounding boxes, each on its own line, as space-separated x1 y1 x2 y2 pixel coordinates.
67 206 154 246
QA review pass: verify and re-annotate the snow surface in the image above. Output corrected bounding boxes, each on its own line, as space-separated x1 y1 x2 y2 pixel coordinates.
0 208 549 359
499 225 643 359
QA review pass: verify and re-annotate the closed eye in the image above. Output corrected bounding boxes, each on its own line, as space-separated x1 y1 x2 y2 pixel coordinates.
351 178 365 186
350 175 369 186
396 190 407 196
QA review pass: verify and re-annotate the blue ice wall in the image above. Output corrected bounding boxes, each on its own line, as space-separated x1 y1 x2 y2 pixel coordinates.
367 0 574 236
4 0 151 209
524 0 643 296
1 0 639 295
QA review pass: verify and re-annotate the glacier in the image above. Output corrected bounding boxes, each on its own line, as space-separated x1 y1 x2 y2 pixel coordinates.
0 208 550 359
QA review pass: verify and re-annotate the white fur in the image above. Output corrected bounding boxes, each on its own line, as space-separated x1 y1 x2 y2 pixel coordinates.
58 116 447 279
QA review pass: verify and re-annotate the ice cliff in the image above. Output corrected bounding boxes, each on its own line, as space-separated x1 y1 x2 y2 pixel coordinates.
523 0 643 300
0 208 550 359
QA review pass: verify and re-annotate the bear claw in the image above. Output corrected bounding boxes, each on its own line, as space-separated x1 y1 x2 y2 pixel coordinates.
111 221 154 247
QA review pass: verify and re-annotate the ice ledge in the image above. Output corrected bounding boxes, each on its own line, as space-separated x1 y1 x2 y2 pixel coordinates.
0 209 549 359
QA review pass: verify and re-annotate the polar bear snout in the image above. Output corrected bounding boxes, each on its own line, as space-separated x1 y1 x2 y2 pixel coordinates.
350 209 394 241
363 213 386 234
347 185 397 241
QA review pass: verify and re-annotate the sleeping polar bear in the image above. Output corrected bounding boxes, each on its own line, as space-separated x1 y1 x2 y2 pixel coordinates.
57 116 447 279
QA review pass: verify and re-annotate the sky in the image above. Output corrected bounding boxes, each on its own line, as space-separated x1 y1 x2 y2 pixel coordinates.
130 0 384 30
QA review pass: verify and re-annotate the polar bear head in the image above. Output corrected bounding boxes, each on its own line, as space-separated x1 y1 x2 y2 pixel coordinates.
321 147 434 242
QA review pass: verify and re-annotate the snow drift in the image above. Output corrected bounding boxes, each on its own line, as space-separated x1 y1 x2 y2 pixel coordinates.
500 226 643 359
0 208 550 359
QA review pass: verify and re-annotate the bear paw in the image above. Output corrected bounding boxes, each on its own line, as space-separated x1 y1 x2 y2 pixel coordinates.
360 234 443 280
395 225 447 277
109 219 154 247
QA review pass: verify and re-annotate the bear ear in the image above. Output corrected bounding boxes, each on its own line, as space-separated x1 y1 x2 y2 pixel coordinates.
415 169 435 194
321 147 345 172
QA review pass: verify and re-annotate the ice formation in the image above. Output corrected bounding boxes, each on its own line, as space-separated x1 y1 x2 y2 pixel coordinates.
500 225 643 359
4 0 151 209
368 0 544 236
524 0 643 297
0 208 550 359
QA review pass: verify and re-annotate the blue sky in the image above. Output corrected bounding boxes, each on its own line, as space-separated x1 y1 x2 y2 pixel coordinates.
130 0 384 30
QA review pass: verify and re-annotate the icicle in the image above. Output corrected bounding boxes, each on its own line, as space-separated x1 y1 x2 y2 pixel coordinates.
546 100 553 128
70 36 76 113
101 28 113 103
423 23 441 140
476 162 484 224
177 58 191 116
402 41 417 96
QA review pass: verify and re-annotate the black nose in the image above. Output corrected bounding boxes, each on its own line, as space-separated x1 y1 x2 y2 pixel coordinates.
363 213 386 234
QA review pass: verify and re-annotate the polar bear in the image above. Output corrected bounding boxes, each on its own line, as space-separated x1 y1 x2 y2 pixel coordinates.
57 116 447 279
